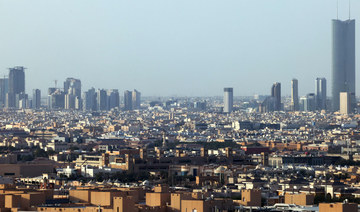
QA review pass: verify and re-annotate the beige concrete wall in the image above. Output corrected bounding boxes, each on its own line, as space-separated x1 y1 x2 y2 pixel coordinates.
285 193 314 206
146 193 170 207
181 200 205 212
319 203 357 212
69 190 91 203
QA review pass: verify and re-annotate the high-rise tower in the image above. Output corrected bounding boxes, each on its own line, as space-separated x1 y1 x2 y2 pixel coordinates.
223 88 233 113
271 82 281 111
332 19 355 111
7 66 25 108
316 78 327 110
108 89 120 110
291 79 299 111
340 92 351 115
83 88 96 111
64 78 81 98
124 90 132 111
0 77 8 107
33 89 41 109
63 78 81 110
132 90 141 110
97 89 107 111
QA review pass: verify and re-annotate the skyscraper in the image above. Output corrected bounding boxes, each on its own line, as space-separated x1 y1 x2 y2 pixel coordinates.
63 78 81 110
7 66 25 108
65 94 75 110
300 93 316 112
32 89 41 109
75 96 81 110
48 89 65 109
291 79 299 111
259 97 275 113
332 19 355 111
307 93 316 112
340 92 351 115
124 90 132 111
97 89 107 111
108 89 120 110
271 82 281 111
0 77 8 107
18 93 28 109
132 90 141 110
315 78 327 110
83 88 96 111
223 88 233 113
64 78 81 98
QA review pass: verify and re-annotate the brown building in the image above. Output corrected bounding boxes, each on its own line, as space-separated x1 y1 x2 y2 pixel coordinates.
236 189 261 207
181 199 208 212
146 185 171 207
169 193 192 212
284 193 314 206
0 189 49 211
0 182 237 212
319 202 358 212
113 196 137 212
40 188 139 212
0 164 54 177
69 189 93 203
181 199 233 212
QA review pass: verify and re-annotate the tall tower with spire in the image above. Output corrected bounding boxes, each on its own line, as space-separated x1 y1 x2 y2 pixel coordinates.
331 15 355 112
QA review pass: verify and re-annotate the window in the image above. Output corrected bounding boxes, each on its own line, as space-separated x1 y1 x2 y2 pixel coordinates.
4 173 15 176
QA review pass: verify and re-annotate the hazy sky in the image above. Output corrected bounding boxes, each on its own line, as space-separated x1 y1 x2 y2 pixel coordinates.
0 0 359 97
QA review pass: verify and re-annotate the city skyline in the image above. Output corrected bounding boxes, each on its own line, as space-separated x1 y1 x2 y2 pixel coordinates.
1 1 360 210
0 0 359 96
0 72 344 99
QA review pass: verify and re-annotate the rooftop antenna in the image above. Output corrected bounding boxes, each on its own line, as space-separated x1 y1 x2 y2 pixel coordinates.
349 0 351 20
337 0 339 20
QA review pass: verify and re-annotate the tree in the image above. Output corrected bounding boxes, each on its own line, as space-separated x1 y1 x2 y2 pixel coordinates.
33 147 48 158
20 155 34 162
46 150 56 156
94 172 104 182
314 194 326 204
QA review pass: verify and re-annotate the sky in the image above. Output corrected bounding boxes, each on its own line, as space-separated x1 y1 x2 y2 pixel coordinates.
0 0 359 97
